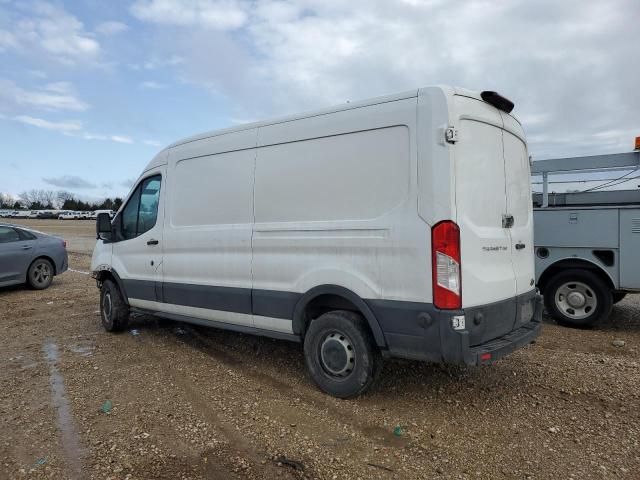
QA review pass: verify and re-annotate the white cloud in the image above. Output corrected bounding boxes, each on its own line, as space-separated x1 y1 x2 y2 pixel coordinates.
4 2 100 64
0 29 17 51
130 0 248 30
129 55 184 71
95 21 129 36
139 81 167 89
0 79 89 112
10 113 137 145
111 135 134 144
14 115 82 132
131 0 639 160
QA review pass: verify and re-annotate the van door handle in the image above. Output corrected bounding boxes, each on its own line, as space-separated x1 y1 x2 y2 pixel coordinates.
515 243 526 250
147 239 159 246
22 245 32 250
502 214 514 228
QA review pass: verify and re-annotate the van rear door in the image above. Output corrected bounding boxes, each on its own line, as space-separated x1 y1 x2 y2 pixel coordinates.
453 96 516 310
501 113 535 298
453 94 535 342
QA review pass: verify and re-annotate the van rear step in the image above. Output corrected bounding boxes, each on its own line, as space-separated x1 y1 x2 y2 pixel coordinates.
469 297 542 366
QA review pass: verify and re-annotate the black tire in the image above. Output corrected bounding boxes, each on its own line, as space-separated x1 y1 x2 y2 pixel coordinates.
100 279 129 332
613 292 627 304
27 258 54 290
303 310 382 398
544 269 612 328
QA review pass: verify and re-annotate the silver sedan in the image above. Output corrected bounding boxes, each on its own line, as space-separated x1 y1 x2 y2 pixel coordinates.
0 223 68 289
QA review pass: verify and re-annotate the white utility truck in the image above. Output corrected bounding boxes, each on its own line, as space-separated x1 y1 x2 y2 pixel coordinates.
532 143 640 327
92 86 541 397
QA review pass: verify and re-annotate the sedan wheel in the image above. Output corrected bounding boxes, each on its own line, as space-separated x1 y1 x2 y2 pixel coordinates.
28 259 54 290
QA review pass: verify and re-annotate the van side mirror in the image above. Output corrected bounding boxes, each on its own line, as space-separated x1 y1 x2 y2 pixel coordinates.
96 212 113 241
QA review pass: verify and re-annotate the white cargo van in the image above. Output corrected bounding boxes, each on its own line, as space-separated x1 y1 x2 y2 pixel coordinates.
92 86 541 397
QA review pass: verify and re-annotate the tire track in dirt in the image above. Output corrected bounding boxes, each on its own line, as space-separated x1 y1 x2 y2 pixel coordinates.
131 325 301 479
163 324 410 449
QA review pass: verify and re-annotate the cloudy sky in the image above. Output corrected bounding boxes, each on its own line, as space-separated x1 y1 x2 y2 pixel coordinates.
1 0 639 200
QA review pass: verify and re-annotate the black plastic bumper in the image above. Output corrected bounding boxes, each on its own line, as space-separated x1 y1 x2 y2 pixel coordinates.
369 290 542 365
467 302 542 365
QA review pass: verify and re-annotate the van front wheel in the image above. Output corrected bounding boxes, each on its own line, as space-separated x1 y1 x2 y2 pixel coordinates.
100 279 129 332
303 310 382 398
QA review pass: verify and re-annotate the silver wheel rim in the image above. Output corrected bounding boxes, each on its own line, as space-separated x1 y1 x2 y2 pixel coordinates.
32 262 51 286
103 292 112 321
555 281 597 320
319 331 355 377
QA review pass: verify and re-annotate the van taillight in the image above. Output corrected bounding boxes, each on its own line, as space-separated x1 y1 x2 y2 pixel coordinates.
431 221 461 309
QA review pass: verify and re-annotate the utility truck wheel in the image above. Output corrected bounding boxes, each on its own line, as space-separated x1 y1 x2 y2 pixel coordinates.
303 310 382 398
544 269 612 328
100 279 129 332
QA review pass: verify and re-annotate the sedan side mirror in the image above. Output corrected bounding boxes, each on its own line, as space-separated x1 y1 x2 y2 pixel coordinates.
96 212 113 241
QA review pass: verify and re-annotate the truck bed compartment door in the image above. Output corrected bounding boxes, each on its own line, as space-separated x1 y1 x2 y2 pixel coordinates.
619 209 640 289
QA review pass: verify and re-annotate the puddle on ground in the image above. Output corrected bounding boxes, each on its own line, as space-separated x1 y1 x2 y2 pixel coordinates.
68 340 95 357
43 341 85 479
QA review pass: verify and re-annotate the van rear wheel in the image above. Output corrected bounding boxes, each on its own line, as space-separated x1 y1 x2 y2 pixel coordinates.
303 310 382 398
544 269 612 328
100 279 129 332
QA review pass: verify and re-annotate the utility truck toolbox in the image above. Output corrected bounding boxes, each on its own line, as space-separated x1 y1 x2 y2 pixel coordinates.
92 85 541 398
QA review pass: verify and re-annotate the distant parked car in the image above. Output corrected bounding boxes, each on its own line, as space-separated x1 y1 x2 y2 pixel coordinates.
36 211 58 219
12 211 30 218
94 209 115 219
58 211 79 220
0 223 68 289
28 211 39 219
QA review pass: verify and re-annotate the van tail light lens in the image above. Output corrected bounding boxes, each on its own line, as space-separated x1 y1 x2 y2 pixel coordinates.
62 239 67 249
431 221 461 309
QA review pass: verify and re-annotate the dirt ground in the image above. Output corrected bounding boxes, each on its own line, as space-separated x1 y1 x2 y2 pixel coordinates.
1 219 639 479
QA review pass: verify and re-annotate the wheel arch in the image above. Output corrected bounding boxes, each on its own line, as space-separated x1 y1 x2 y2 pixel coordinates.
94 268 129 305
292 285 387 348
537 258 615 293
29 255 57 275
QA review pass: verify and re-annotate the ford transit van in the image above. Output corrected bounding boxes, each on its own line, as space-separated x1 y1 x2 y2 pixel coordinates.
92 86 541 397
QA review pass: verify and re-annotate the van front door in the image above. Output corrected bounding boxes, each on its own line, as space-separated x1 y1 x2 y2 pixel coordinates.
111 169 165 306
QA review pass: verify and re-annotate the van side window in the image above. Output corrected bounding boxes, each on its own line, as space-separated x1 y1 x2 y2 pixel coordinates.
121 175 161 240
138 176 161 235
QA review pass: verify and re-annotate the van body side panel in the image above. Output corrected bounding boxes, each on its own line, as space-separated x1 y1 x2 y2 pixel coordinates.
252 98 429 318
416 86 457 227
161 129 257 327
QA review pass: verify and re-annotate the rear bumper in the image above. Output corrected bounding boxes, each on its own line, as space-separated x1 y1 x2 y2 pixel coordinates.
368 290 542 365
467 301 541 365
54 250 68 275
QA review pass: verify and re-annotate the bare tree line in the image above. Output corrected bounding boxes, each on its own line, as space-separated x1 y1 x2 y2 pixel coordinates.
0 190 122 211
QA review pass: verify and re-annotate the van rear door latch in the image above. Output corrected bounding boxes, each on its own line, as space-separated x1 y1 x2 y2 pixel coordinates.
502 214 514 228
445 127 458 144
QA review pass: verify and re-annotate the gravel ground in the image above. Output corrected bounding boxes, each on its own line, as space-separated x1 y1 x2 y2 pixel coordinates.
1 220 639 479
